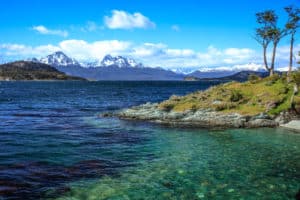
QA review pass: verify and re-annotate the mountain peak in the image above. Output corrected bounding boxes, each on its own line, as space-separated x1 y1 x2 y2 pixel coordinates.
40 51 79 66
100 54 142 68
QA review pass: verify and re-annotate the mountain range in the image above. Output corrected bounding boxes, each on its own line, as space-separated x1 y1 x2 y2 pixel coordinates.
28 52 183 80
24 51 268 81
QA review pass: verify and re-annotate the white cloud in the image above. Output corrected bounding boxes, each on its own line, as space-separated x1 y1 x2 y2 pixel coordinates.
104 10 156 29
59 40 132 60
171 25 180 32
0 43 60 58
80 21 104 32
1 40 299 72
32 25 69 37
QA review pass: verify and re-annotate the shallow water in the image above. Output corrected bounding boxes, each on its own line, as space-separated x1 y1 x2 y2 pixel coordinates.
0 81 299 199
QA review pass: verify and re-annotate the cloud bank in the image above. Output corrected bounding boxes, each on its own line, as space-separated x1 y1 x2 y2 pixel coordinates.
0 40 299 72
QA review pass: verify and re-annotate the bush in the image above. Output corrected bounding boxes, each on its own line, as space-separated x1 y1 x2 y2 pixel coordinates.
265 73 280 86
160 103 174 112
169 95 181 101
293 96 300 113
292 68 300 86
248 74 260 83
230 90 243 102
191 104 198 112
214 102 237 111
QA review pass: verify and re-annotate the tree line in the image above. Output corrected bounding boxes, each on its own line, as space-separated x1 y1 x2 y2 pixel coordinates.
255 5 300 79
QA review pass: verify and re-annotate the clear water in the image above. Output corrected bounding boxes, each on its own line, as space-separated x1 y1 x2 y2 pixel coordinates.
0 81 299 200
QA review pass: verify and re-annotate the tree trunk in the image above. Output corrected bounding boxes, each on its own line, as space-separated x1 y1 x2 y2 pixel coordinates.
263 45 270 72
270 42 278 76
287 33 295 82
269 68 274 76
290 84 299 109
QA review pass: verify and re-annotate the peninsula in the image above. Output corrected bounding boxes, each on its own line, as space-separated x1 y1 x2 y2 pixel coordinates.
0 61 85 81
113 74 300 129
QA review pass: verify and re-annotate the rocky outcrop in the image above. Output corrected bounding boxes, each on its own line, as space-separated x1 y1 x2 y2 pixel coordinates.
106 102 281 128
280 120 300 132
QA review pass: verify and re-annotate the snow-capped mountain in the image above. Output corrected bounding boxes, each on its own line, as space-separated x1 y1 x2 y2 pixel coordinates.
38 52 143 68
40 51 80 66
21 51 269 81
100 55 142 68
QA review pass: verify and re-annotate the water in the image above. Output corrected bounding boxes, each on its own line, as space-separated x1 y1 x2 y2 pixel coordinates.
0 81 299 200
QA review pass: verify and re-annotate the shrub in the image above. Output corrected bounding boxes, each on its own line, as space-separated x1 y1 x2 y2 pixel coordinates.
265 73 280 86
214 102 237 111
169 95 181 101
292 68 300 86
248 74 260 83
160 103 174 112
293 96 300 113
191 104 198 112
230 90 243 102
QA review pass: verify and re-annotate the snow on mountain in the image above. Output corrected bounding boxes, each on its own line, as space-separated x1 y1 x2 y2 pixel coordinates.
100 55 142 68
37 52 143 68
170 67 200 75
80 59 102 68
78 55 143 68
40 51 80 66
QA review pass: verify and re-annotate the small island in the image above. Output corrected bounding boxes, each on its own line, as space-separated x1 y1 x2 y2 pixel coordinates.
0 61 85 81
112 73 300 129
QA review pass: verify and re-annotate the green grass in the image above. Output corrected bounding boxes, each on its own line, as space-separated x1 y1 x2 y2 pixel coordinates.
158 74 299 116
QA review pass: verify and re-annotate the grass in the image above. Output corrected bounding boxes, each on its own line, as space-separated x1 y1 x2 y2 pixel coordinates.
158 74 300 116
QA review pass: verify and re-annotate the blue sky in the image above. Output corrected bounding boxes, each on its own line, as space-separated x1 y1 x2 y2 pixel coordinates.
0 0 299 71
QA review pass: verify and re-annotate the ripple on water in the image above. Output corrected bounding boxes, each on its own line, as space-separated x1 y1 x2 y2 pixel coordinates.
0 82 299 200
54 128 300 200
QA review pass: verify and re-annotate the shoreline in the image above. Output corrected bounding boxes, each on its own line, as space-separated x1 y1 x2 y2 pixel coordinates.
104 102 299 130
280 120 300 132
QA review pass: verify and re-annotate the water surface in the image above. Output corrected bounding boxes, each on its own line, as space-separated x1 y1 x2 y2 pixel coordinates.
0 81 299 199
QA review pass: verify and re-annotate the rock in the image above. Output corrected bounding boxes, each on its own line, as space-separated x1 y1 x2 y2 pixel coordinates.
265 101 277 112
196 192 205 199
212 100 222 105
228 188 235 193
275 111 299 125
251 113 270 120
246 119 278 128
113 101 299 129
280 120 300 132
101 112 114 117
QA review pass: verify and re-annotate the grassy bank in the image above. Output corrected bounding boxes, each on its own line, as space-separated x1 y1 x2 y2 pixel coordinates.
159 73 300 116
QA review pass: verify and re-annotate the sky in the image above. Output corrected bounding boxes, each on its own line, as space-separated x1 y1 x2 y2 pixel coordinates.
0 0 299 72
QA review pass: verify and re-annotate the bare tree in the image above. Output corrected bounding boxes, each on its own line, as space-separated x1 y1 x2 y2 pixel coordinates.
255 10 285 76
284 5 300 80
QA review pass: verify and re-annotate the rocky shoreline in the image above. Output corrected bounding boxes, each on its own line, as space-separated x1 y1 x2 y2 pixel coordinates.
104 102 299 129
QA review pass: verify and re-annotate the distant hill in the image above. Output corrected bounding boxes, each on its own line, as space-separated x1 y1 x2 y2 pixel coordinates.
199 71 274 82
187 70 237 79
56 65 184 81
183 76 201 81
0 61 85 81
225 71 272 81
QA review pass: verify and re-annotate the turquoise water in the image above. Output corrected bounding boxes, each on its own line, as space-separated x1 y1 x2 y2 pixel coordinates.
0 81 299 199
57 123 300 200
